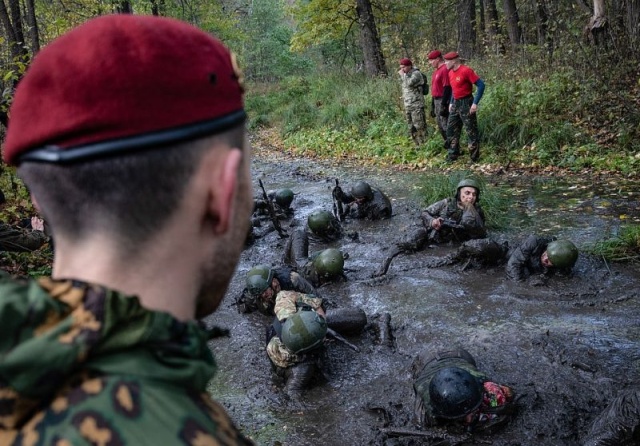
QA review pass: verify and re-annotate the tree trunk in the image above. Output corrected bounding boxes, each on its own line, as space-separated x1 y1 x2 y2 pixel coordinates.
585 0 607 46
116 0 132 14
355 0 387 77
484 0 505 54
503 0 522 49
457 0 477 58
24 0 39 54
533 0 551 55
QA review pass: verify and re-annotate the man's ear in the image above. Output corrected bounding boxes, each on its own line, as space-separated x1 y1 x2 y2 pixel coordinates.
207 149 242 235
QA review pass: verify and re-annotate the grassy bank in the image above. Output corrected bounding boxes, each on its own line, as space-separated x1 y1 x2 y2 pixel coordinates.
246 60 640 175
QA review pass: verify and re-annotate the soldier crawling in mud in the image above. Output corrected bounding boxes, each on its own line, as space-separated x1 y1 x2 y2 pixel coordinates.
266 290 366 400
436 235 579 283
421 178 487 244
413 348 516 434
248 187 294 242
333 180 392 220
237 248 345 314
583 389 640 446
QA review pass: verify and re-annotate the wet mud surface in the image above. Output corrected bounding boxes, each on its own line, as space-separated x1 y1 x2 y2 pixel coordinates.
203 150 640 446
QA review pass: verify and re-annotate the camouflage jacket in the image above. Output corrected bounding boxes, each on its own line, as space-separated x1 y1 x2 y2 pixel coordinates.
505 235 553 281
273 290 324 322
236 266 317 315
400 67 426 109
421 198 487 243
0 274 254 445
0 223 49 252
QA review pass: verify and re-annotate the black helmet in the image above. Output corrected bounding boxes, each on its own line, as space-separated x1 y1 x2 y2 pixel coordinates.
275 188 294 209
546 240 579 269
429 367 483 419
351 181 374 201
245 265 274 296
455 178 481 202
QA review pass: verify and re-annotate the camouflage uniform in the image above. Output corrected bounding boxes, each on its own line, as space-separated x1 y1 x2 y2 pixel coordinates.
421 198 486 243
400 68 427 146
236 266 316 315
505 235 554 281
337 188 392 221
266 291 325 369
0 273 254 445
0 223 49 252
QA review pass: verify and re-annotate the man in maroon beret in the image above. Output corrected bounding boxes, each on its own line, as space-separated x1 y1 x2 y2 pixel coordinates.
443 51 485 163
427 50 452 151
397 58 428 147
0 15 254 445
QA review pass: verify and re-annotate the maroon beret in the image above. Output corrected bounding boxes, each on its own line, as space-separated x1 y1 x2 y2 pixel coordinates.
4 15 245 165
428 50 442 60
399 58 412 66
444 52 460 60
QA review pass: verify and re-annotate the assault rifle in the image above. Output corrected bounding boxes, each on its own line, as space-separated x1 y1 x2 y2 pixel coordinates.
331 179 345 222
440 218 465 230
258 179 288 238
326 327 359 352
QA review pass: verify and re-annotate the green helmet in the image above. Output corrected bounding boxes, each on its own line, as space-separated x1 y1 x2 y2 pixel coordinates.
546 240 579 269
307 210 334 235
275 188 294 209
456 178 481 201
429 367 483 419
312 248 344 280
281 310 328 354
351 181 373 201
246 265 274 296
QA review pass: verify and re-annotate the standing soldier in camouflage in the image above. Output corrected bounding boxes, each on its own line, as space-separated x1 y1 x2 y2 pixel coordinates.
0 15 254 445
398 58 428 146
443 52 485 163
427 50 452 151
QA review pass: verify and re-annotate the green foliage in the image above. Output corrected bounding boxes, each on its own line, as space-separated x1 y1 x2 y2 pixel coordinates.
585 225 640 263
414 172 513 231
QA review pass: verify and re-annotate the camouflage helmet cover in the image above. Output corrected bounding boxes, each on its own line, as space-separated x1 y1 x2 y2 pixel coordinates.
351 181 374 201
312 248 344 280
275 188 294 209
429 367 483 419
281 310 328 354
246 265 274 296
546 240 579 269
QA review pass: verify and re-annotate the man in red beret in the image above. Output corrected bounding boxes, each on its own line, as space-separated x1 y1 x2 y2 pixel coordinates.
0 15 254 445
443 52 485 163
427 50 452 151
397 58 428 147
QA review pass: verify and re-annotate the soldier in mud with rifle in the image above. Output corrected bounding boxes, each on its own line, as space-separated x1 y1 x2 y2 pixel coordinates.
248 179 291 244
332 179 392 221
265 290 366 400
374 178 487 276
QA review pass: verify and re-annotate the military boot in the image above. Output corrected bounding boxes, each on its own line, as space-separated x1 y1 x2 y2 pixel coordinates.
284 362 317 400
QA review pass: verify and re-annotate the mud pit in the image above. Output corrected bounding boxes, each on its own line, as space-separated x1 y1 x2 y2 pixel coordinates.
203 150 640 446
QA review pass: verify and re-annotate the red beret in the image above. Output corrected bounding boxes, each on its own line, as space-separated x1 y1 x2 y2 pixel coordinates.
444 52 460 60
4 15 245 165
428 50 442 60
399 58 412 66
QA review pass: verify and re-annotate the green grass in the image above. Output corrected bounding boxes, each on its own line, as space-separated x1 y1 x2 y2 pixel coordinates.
585 225 640 263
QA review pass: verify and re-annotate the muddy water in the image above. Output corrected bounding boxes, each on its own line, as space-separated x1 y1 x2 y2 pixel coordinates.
204 152 640 446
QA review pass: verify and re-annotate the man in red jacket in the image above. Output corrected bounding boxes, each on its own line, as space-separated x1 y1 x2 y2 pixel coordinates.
427 50 452 151
444 52 486 163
